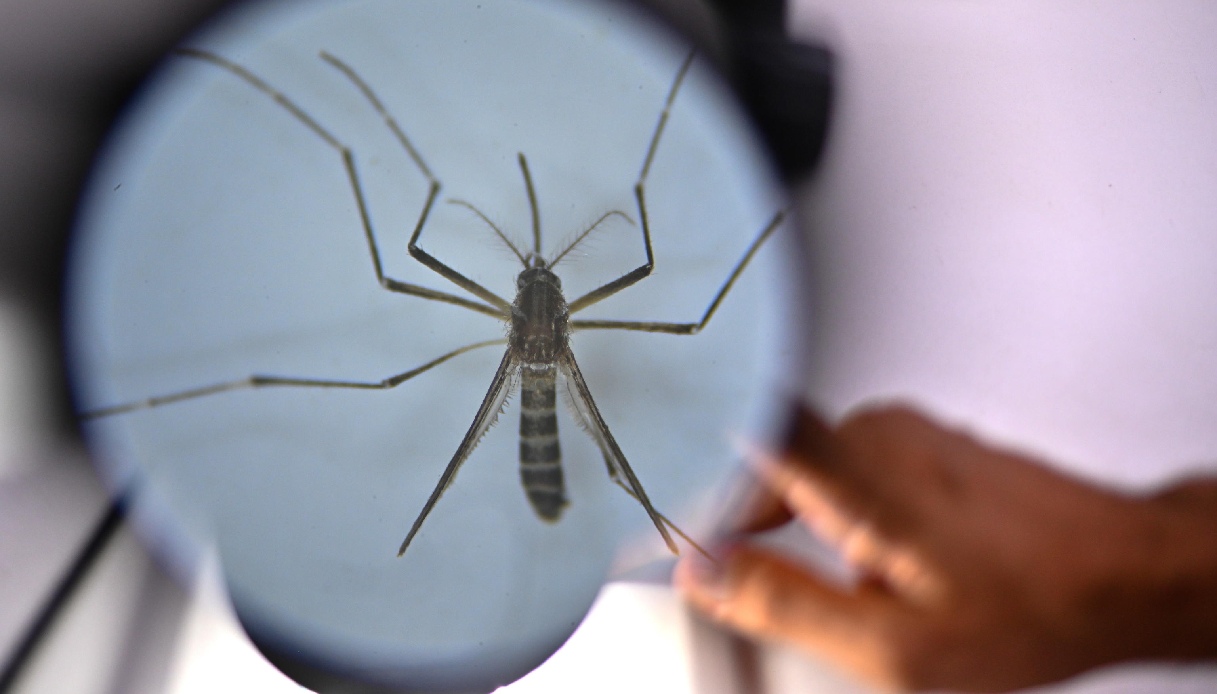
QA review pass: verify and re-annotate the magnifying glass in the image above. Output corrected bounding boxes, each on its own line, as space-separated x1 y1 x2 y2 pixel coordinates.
63 0 822 690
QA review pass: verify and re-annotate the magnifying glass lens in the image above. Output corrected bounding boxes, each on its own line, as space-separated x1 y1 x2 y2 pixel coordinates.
66 0 795 689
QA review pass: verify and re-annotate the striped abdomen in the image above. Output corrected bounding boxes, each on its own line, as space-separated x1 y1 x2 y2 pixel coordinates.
519 363 567 520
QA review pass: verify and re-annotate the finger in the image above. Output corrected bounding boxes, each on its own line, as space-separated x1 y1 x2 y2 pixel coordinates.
675 543 903 689
775 402 924 541
742 437 944 604
739 436 862 548
707 402 852 538
710 464 794 537
774 402 886 513
778 400 872 474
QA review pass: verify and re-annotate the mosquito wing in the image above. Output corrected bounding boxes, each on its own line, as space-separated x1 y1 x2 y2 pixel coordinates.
558 350 677 554
398 348 521 556
561 362 620 481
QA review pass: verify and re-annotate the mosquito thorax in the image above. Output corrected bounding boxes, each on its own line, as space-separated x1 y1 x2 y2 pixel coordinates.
510 264 569 364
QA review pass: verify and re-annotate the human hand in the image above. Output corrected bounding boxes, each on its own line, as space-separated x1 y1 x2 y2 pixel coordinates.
674 403 1217 692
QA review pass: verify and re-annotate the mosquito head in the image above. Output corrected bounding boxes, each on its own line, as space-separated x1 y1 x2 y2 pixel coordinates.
517 263 561 290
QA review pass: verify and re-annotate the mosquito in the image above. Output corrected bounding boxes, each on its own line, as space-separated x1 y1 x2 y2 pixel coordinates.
83 46 785 559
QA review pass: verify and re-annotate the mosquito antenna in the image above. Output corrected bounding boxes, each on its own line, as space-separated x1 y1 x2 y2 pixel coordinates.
549 210 635 267
447 199 528 266
518 153 542 255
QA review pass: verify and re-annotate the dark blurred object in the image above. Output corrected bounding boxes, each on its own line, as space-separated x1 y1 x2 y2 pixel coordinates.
0 2 233 685
709 0 834 181
0 0 233 437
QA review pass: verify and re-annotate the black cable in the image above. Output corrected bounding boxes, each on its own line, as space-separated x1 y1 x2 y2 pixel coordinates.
0 495 126 693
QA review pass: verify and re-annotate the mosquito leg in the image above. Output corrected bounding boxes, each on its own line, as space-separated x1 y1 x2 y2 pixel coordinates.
570 209 784 334
566 51 696 314
399 350 519 556
559 352 678 554
176 48 507 319
563 366 711 559
638 51 696 186
609 478 713 561
318 52 514 313
315 51 436 183
81 338 506 419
